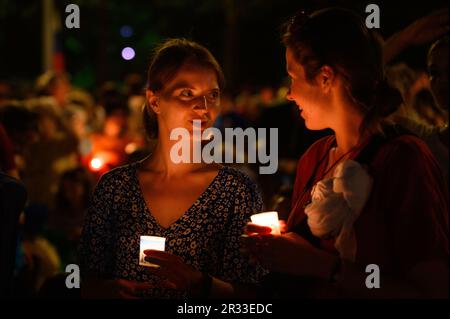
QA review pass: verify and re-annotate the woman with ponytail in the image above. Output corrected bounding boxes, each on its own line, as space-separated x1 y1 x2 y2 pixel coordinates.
79 39 267 299
243 7 448 298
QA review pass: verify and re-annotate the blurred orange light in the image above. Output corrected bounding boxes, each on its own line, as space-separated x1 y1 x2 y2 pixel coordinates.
90 157 104 171
125 142 137 154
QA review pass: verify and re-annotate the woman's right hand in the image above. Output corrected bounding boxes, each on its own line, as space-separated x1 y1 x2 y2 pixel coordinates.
244 223 272 236
241 229 338 278
240 220 287 264
244 220 287 236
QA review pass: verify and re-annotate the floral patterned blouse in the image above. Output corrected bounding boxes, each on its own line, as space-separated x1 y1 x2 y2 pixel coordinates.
78 162 268 298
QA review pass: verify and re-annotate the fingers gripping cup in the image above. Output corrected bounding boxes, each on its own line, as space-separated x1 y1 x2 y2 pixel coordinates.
250 211 281 235
139 236 166 267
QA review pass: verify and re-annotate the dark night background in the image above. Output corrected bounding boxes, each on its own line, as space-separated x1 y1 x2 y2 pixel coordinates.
0 0 448 302
0 0 448 94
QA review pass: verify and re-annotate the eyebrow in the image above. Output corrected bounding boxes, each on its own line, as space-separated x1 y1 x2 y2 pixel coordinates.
168 80 219 91
166 81 195 92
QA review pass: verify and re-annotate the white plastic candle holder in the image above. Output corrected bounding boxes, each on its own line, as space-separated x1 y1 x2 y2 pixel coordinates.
250 211 281 235
139 236 166 267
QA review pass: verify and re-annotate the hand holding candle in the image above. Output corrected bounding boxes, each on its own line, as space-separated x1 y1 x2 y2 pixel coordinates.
250 211 281 235
139 236 166 267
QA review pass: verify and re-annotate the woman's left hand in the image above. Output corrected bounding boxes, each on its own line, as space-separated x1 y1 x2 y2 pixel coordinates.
241 231 337 279
143 250 203 293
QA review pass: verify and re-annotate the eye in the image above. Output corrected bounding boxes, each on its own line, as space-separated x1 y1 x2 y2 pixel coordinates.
208 91 220 100
180 89 194 98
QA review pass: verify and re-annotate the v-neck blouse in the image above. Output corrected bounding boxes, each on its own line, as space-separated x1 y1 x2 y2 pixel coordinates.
79 162 268 298
132 163 225 232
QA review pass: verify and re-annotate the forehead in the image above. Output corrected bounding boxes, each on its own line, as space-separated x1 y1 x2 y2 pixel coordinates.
164 64 219 91
285 48 302 73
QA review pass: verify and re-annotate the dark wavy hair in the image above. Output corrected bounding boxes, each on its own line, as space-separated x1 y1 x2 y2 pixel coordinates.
143 38 225 139
282 7 403 137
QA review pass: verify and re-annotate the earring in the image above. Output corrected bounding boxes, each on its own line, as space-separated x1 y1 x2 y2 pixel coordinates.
151 98 160 113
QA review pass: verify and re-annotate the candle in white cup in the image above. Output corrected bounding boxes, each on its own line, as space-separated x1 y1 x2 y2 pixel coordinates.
250 211 281 235
139 236 166 267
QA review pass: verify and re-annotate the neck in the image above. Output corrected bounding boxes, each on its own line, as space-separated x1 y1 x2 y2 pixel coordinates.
142 135 206 178
333 105 364 155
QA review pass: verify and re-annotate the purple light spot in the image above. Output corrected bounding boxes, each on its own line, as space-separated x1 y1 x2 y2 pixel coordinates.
120 25 133 38
121 47 135 60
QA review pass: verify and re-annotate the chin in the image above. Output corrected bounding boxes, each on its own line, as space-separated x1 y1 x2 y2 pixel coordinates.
304 120 325 131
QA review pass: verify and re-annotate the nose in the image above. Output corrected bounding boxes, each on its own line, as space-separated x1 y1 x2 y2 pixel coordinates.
192 95 210 111
286 88 293 101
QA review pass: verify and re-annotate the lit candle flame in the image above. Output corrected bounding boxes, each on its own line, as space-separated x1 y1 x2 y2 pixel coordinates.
250 211 281 235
